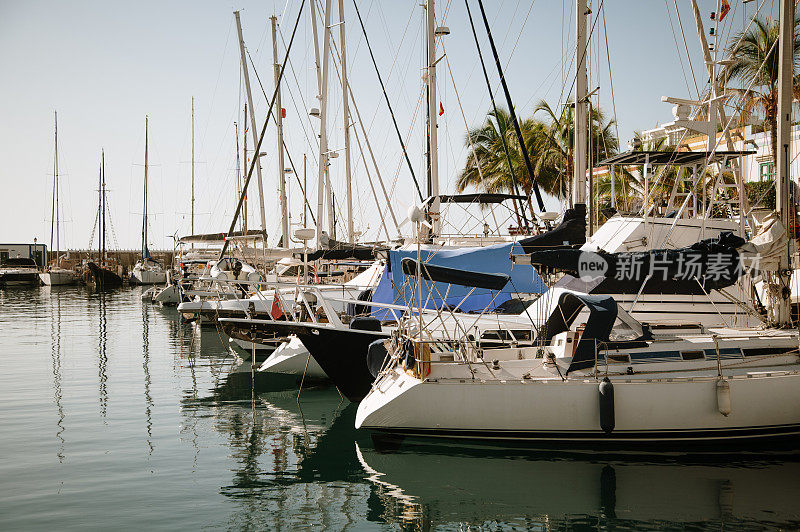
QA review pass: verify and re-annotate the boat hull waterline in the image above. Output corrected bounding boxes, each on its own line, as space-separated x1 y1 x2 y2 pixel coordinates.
356 368 800 449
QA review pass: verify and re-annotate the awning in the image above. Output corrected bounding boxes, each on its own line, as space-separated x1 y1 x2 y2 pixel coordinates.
598 150 754 167
433 193 528 204
180 229 267 243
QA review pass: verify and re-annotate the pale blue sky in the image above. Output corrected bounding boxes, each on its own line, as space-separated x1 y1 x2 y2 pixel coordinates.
0 0 771 250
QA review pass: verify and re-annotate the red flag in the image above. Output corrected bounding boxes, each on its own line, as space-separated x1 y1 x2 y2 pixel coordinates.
281 107 286 118
270 293 284 320
438 102 444 116
719 0 730 21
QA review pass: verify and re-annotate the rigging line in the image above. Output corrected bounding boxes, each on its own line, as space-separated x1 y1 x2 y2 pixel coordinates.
600 3 620 147
465 0 536 129
283 143 317 225
246 46 318 166
387 87 427 204
474 0 546 213
562 0 605 107
325 28 402 238
462 0 529 226
353 0 417 138
220 0 306 259
352 0 424 202
276 31 322 155
664 0 697 98
671 0 700 99
200 17 234 161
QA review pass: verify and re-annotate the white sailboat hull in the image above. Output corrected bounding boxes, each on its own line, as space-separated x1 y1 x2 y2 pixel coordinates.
357 366 800 444
39 269 78 286
131 268 167 285
153 284 180 305
259 336 328 378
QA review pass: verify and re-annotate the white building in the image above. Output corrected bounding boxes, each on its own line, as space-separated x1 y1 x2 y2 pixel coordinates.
640 104 800 186
0 243 47 267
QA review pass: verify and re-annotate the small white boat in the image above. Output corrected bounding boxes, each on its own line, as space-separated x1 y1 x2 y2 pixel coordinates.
259 335 327 379
210 258 261 283
131 258 167 285
39 267 78 286
0 258 41 287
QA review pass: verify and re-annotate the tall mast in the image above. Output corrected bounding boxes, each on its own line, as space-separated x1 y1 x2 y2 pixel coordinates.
101 150 106 262
243 103 248 234
316 0 334 245
425 0 440 236
51 111 59 263
142 116 149 259
235 121 243 233
574 0 588 210
774 0 794 325
234 11 268 236
191 97 195 238
97 158 102 263
271 15 290 247
338 0 354 243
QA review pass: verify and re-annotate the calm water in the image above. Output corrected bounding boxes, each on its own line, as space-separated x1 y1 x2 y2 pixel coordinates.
2 286 800 530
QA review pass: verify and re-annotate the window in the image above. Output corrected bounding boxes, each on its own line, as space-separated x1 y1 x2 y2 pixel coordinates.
0 251 8 263
681 350 705 361
759 161 774 182
606 353 631 364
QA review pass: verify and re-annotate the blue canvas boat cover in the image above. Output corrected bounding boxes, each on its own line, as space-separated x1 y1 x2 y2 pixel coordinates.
371 242 546 320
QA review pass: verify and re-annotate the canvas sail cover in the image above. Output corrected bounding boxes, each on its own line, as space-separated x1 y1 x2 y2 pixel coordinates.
518 204 586 253
527 231 747 294
399 258 510 290
370 242 546 319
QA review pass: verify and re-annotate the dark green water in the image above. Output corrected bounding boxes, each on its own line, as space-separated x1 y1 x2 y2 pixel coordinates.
2 286 800 530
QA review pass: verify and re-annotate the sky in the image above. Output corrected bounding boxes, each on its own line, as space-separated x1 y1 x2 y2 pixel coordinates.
0 0 775 251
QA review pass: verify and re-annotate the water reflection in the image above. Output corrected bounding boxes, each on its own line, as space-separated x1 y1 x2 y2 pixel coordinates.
141 302 154 455
48 287 66 462
97 292 108 420
19 285 798 530
355 443 800 529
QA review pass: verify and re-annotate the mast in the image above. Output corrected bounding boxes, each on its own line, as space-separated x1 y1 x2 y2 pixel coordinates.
243 103 248 234
574 0 588 210
234 10 268 236
101 150 106 262
191 97 195 238
338 0 354 243
775 0 794 326
235 121 243 233
142 116 149 260
425 0 440 236
271 15 290 247
51 111 59 264
97 158 101 263
316 0 334 245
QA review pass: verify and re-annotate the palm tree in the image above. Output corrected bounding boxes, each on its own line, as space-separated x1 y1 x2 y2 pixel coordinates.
532 100 619 204
457 108 544 221
724 15 800 169
458 104 619 217
596 166 643 214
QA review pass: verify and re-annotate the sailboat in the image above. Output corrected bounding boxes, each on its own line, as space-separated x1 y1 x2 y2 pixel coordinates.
355 0 800 448
40 111 78 286
84 150 123 289
131 116 167 285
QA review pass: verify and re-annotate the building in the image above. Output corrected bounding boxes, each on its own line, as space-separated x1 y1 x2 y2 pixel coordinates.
0 243 48 267
640 104 800 186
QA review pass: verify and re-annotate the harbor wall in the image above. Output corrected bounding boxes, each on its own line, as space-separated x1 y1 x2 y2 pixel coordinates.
52 249 175 271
